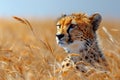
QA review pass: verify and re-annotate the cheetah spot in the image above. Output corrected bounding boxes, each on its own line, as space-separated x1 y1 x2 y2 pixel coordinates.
66 63 70 66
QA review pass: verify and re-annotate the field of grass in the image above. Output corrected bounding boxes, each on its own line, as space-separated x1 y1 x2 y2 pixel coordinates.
0 17 120 80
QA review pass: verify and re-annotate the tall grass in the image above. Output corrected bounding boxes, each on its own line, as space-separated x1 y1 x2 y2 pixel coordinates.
0 17 120 80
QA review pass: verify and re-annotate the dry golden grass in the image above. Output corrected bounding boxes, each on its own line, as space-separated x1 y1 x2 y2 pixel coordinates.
0 17 120 80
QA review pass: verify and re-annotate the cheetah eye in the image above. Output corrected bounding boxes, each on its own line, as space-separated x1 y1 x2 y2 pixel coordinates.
69 24 74 29
69 24 77 29
56 24 61 29
67 24 77 33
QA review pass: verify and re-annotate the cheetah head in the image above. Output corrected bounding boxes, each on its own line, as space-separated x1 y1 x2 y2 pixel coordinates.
56 13 102 53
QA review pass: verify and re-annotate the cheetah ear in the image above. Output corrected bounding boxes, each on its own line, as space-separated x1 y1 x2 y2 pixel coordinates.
56 14 67 22
89 13 102 31
61 14 67 17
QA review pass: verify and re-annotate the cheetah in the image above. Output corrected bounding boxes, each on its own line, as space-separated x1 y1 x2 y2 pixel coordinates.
56 13 109 76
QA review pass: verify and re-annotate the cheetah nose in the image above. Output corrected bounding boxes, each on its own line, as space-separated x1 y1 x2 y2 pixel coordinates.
56 34 64 40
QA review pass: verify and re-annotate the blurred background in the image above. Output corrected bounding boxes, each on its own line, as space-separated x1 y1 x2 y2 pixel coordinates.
0 1 120 80
0 0 120 19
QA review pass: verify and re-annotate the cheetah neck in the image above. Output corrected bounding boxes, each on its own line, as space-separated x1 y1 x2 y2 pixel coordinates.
62 38 106 64
63 40 86 53
63 39 100 54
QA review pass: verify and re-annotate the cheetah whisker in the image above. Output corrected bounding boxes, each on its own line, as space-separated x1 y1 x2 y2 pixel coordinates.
69 53 80 57
76 61 90 66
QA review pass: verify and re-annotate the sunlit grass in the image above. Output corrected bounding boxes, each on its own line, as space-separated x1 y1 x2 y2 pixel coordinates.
0 17 120 80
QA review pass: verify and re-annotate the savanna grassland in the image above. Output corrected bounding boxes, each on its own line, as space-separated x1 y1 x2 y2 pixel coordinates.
0 17 120 80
